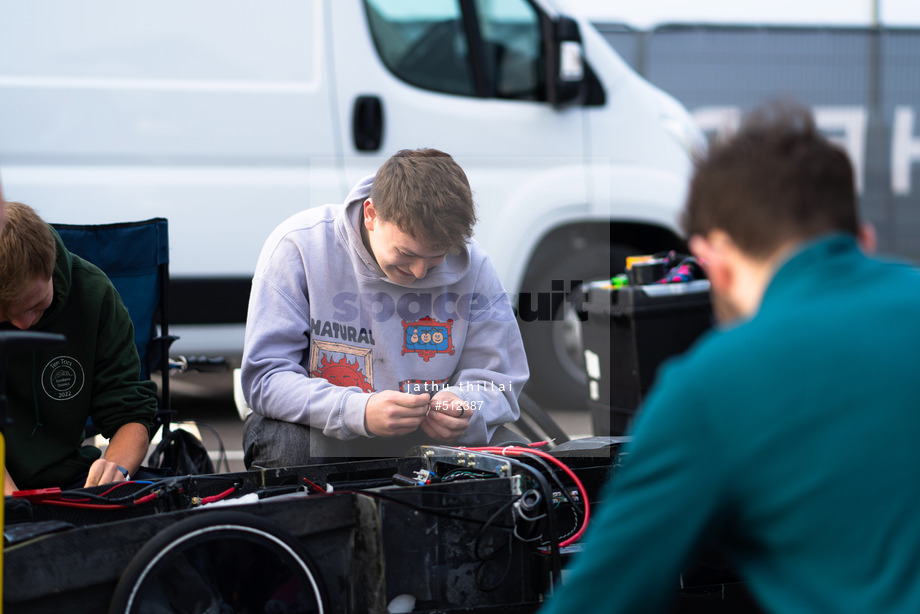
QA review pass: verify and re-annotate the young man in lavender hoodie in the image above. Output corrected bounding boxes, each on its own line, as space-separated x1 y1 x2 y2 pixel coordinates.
242 149 529 466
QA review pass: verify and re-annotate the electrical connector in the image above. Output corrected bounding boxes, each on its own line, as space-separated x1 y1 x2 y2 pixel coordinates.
13 487 63 502
552 489 581 506
392 468 437 487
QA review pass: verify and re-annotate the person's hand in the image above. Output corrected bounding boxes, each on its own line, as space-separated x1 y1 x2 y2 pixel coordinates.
4 466 19 496
365 391 430 437
84 458 128 488
421 391 472 441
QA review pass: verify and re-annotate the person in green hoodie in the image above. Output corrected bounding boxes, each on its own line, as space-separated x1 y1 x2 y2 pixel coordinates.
0 202 158 494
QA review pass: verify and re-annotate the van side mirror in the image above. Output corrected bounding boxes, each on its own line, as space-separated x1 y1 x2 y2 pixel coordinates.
548 16 586 108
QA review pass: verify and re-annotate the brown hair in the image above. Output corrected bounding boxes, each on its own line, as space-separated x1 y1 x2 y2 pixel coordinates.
0 202 56 316
370 148 477 253
682 101 859 259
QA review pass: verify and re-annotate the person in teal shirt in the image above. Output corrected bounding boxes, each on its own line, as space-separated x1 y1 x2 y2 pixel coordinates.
541 101 920 613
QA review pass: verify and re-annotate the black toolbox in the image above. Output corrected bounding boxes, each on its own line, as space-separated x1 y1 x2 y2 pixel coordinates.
579 279 713 436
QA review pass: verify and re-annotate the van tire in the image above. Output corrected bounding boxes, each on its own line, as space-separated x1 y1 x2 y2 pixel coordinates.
519 241 633 410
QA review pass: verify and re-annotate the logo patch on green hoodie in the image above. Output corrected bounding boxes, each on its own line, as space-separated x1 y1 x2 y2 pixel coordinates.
41 355 86 401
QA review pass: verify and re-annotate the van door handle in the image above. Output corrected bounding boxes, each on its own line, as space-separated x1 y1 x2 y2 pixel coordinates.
353 96 384 151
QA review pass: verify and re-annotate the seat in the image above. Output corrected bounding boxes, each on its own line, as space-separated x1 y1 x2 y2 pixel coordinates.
52 218 173 410
51 219 216 475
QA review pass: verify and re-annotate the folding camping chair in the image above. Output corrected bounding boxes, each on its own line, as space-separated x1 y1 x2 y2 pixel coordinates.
52 218 215 476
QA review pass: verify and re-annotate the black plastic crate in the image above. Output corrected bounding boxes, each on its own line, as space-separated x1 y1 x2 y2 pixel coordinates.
579 280 713 436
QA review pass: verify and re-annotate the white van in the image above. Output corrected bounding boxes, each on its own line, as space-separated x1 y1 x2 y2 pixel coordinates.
0 0 702 406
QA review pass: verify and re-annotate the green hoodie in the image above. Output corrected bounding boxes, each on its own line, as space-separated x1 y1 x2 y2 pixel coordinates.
3 227 158 490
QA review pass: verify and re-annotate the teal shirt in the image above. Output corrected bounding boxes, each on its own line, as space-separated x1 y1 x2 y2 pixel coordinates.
542 235 920 613
3 229 158 490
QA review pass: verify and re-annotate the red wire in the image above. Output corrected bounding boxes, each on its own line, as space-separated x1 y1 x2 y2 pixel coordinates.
134 492 158 505
302 477 328 494
24 448 586 550
27 483 160 508
464 445 591 548
96 480 140 497
200 487 236 505
38 500 131 510
34 486 234 509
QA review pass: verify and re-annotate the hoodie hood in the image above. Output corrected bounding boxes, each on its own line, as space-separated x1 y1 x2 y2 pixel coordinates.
34 227 73 330
337 174 472 290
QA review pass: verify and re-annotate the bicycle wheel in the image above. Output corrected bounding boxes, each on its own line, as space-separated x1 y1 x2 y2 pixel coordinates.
109 511 328 614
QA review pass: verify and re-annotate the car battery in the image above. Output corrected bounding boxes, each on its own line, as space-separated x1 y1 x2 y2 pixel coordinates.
579 279 713 436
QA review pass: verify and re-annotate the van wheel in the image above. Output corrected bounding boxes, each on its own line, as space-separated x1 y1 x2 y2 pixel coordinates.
108 511 328 614
518 242 632 411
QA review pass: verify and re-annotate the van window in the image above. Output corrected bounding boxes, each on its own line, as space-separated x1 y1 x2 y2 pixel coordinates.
364 0 545 101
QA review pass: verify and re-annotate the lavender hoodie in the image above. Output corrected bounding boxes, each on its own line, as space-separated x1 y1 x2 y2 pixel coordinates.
241 176 529 444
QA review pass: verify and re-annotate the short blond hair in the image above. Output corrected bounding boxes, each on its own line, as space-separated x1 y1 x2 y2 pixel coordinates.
0 202 56 316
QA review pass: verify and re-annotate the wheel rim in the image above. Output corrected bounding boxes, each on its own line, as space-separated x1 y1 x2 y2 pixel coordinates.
122 522 325 614
552 302 588 385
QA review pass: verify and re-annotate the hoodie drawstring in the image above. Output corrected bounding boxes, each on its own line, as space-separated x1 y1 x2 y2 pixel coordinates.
30 353 43 438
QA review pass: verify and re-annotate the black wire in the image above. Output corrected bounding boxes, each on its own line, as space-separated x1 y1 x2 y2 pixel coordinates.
508 450 585 520
60 481 160 503
59 474 236 505
499 456 563 587
189 419 231 473
351 485 524 592
356 487 524 591
474 498 519 561
440 469 492 482
470 497 522 592
552 504 579 542
176 474 240 482
476 525 516 592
